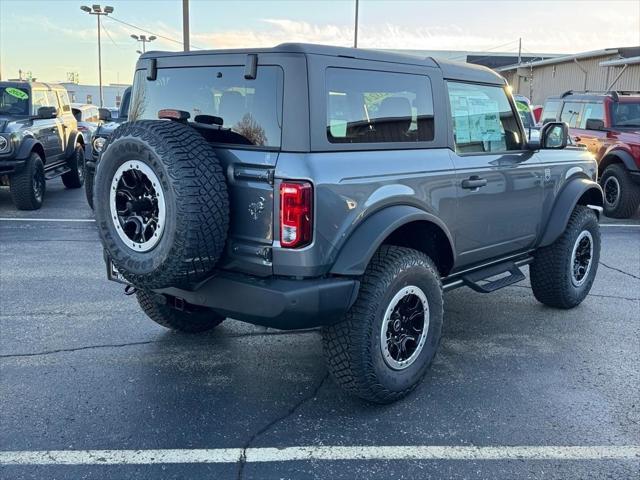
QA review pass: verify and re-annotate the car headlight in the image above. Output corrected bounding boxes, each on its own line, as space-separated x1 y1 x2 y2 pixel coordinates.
0 135 9 153
93 136 107 153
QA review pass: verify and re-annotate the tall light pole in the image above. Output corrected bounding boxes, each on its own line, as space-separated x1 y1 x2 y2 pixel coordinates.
182 0 190 52
131 34 156 54
80 5 114 108
354 0 359 48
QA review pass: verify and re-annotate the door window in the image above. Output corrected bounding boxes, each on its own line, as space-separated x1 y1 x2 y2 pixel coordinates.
560 102 583 127
326 68 435 143
446 82 523 154
31 90 49 114
56 90 71 112
45 91 60 111
579 102 604 129
541 99 561 124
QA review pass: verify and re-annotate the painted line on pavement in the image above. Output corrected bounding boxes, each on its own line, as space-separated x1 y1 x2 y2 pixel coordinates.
0 218 95 222
1 445 638 465
600 223 640 227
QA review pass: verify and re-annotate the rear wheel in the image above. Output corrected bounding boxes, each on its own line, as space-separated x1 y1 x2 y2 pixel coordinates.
530 205 600 309
10 153 45 210
61 143 85 189
322 246 443 404
137 290 225 333
601 163 640 218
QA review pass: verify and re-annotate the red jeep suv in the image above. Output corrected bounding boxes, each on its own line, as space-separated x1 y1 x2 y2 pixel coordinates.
542 91 640 218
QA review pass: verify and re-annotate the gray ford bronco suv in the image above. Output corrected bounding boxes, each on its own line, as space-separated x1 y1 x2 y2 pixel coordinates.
94 44 603 403
0 82 86 210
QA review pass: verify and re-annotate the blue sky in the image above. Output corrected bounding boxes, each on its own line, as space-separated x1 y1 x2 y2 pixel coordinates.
1 0 638 84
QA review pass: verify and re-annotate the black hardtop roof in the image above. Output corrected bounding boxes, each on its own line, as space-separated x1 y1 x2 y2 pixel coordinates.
0 81 66 91
139 42 505 85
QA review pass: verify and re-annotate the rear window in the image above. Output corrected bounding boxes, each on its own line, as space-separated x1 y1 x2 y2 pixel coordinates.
560 101 584 128
326 68 435 144
612 102 640 127
130 66 283 147
541 99 561 124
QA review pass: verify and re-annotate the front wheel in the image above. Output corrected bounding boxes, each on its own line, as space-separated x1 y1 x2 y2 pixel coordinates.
10 153 45 210
322 246 443 404
530 205 600 309
136 290 225 333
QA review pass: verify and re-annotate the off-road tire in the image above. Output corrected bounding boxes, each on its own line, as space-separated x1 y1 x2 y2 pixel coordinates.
85 166 95 209
322 246 443 404
94 120 229 289
530 205 600 309
600 163 640 218
10 153 45 210
136 290 225 333
61 143 85 189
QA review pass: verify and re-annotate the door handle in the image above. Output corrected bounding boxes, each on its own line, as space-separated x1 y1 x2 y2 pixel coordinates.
573 136 581 142
461 176 488 190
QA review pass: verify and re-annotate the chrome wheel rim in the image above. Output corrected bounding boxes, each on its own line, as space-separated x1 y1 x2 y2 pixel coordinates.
380 285 430 370
603 176 620 208
109 160 166 252
571 230 593 287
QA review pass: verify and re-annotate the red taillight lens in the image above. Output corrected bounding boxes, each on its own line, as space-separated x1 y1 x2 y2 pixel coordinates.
280 181 312 248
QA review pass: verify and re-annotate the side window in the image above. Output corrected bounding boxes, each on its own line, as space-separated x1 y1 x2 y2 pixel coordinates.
446 81 523 154
45 91 60 111
560 102 583 128
326 68 435 144
579 102 604 128
56 90 71 113
31 90 49 114
541 100 561 124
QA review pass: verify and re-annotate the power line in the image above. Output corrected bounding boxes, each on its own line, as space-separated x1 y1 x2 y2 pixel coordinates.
105 15 204 50
101 21 125 49
448 39 520 61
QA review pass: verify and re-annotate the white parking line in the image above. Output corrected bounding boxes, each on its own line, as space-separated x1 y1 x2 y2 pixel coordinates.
600 223 640 228
0 218 95 222
1 445 638 465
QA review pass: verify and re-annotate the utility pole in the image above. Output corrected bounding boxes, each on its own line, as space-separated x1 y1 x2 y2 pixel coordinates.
80 5 114 108
518 37 522 64
354 0 359 48
183 0 190 52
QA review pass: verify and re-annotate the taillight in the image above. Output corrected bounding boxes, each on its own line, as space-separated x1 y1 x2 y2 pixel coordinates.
280 181 313 248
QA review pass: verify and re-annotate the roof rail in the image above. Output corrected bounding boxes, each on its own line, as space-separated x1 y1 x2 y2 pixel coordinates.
561 90 573 98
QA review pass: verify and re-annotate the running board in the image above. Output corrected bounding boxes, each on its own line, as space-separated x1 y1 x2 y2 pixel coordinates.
44 164 71 180
461 261 526 293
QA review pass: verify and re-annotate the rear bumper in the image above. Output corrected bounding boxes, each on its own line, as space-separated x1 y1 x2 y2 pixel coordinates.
156 272 360 330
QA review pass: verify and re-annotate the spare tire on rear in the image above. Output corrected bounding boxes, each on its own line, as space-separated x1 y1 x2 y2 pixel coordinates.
94 120 229 289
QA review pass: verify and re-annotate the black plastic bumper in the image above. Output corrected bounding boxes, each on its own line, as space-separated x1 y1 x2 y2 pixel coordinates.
85 160 96 174
0 158 27 175
156 272 360 330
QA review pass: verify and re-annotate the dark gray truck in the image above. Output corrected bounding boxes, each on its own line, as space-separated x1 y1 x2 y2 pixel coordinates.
94 44 603 403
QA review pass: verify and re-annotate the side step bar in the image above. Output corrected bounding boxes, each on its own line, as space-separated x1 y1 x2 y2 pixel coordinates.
442 256 533 293
44 164 71 180
461 261 526 293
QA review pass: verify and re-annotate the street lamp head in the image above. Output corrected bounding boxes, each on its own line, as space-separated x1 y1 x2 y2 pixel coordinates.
131 34 139 40
104 6 114 13
140 35 147 41
149 36 157 42
137 50 143 55
80 5 92 12
92 5 101 13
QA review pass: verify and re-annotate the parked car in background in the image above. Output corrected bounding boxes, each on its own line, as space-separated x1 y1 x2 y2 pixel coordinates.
513 94 540 141
72 103 101 151
0 81 85 210
541 91 640 218
85 87 131 208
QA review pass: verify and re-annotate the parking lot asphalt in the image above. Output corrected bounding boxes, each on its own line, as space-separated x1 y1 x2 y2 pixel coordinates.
1 179 639 480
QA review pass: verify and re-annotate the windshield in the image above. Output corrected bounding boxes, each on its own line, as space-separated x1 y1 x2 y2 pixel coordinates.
130 66 283 147
0 86 30 116
612 102 640 127
515 100 535 128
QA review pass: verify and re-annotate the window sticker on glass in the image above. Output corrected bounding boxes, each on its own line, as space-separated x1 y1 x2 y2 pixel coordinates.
6 87 28 100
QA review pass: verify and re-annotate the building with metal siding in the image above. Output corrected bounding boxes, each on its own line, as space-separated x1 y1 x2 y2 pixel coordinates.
497 47 640 105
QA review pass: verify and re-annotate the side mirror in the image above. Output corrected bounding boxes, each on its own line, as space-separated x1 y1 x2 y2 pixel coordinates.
98 108 112 122
37 106 57 119
540 121 569 149
585 118 605 130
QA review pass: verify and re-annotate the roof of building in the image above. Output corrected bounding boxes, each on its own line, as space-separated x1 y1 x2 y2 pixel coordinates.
496 46 640 72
